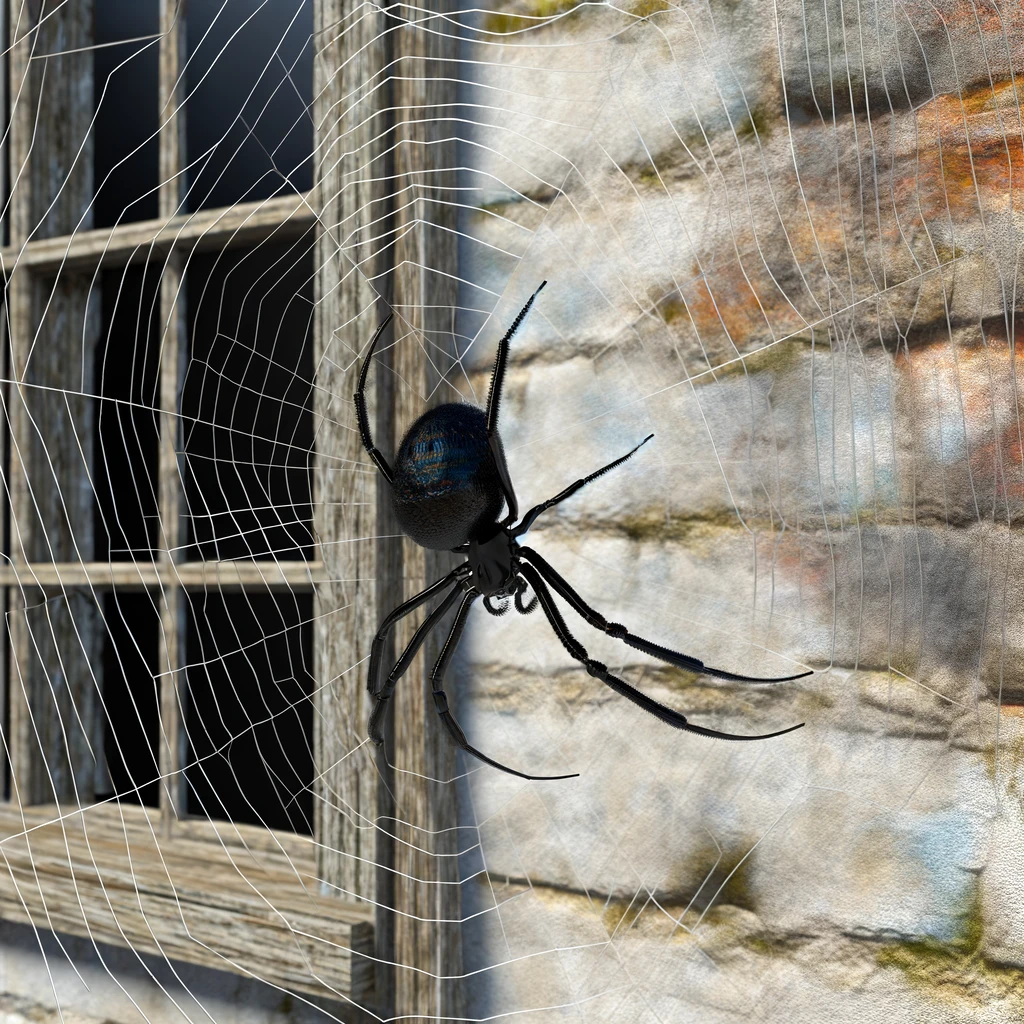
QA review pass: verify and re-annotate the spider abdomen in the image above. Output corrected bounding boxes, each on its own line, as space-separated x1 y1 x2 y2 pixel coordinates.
391 403 504 549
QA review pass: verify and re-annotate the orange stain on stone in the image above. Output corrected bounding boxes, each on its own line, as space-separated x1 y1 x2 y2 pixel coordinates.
674 257 807 350
901 82 1024 222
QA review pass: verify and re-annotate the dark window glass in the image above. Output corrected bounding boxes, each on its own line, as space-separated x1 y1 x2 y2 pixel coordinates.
184 592 313 834
93 0 160 227
94 264 161 561
99 593 160 807
184 0 313 211
181 232 314 561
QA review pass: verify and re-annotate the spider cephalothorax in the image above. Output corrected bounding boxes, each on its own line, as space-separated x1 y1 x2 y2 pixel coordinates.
355 281 810 780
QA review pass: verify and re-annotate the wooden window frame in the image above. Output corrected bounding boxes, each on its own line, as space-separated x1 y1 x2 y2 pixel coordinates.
0 1 373 1006
0 1 464 1015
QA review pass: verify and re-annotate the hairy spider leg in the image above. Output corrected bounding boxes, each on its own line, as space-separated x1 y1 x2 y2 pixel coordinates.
354 313 395 483
430 591 579 781
485 281 547 525
368 575 472 744
485 280 547 434
520 547 813 684
518 563 805 742
367 565 470 699
513 433 654 538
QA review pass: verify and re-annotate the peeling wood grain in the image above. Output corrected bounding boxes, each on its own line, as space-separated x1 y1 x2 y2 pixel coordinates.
311 0 388 985
0 560 326 589
156 0 188 838
0 803 375 1003
0 192 317 275
7 1 100 805
389 2 464 1015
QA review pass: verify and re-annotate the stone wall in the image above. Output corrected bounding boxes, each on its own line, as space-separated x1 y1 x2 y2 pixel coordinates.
457 1 1024 1019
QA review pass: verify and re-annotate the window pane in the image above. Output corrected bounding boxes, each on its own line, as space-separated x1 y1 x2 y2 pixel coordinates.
184 0 313 211
181 233 315 561
93 0 160 227
94 265 161 562
184 592 313 834
98 593 160 807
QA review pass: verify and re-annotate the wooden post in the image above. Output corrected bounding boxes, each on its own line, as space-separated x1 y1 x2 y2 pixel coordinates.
388 1 463 1014
311 0 392 981
313 0 462 1015
6 0 101 805
156 0 187 835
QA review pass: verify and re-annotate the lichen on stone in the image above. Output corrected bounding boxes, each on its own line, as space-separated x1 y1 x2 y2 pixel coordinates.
876 888 1024 1011
627 0 671 17
483 0 582 34
736 104 775 142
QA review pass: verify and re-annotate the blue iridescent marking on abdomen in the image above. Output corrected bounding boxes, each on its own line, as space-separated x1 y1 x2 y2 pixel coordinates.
393 404 490 501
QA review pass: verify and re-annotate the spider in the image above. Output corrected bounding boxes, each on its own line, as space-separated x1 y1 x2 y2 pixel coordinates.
355 281 809 780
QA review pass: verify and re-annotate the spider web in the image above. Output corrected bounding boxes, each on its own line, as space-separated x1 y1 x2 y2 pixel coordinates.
1 1 1022 1022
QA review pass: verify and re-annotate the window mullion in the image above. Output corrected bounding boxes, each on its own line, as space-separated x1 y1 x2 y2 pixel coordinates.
156 0 187 837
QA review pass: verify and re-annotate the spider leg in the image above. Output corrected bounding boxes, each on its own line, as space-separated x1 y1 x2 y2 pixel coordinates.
368 574 471 744
519 547 812 684
430 591 579 781
367 565 471 699
517 563 804 742
485 281 547 525
485 281 546 435
513 434 654 538
354 313 395 483
491 436 520 527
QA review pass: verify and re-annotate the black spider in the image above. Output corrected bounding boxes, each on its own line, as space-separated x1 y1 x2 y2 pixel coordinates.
355 281 809 780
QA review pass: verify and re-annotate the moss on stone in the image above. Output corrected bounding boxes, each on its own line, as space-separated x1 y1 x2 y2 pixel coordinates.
637 164 662 186
483 0 580 33
656 293 688 324
743 933 780 957
666 837 759 915
736 104 774 142
607 507 745 544
742 929 814 958
602 899 645 936
483 11 532 33
629 0 671 17
706 336 813 381
876 888 1024 1010
530 0 582 17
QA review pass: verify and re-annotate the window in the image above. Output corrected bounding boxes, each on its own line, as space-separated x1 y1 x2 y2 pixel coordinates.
0 0 375 1004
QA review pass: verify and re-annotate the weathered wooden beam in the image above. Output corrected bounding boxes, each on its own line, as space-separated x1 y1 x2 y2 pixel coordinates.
389 1 463 1015
312 0 389 963
313 0 464 1014
0 803 375 1003
7 0 101 806
5 0 35 808
0 192 317 275
156 0 188 837
0 560 325 589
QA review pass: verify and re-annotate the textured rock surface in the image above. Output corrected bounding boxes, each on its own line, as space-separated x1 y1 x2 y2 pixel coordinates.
455 0 1024 1020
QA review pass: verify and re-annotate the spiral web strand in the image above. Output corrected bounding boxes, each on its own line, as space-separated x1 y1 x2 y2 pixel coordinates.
0 1 1021 1023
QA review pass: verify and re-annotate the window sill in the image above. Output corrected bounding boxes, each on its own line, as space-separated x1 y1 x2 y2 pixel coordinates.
0 802 374 1004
